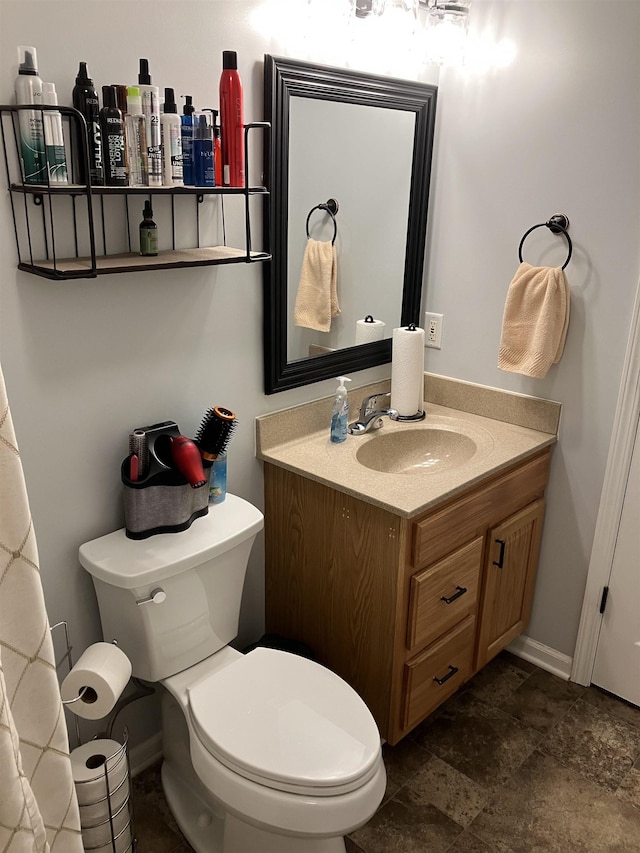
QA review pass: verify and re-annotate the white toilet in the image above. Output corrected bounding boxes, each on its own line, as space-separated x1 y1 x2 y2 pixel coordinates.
79 493 386 853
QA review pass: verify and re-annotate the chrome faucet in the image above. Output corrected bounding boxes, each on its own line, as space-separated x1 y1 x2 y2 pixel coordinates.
348 392 399 435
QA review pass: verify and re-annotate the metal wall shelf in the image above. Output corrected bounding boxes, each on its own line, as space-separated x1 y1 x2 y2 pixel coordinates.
1 105 271 280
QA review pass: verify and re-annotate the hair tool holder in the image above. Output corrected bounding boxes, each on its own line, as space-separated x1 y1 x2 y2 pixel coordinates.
121 420 211 540
305 197 339 244
518 213 572 269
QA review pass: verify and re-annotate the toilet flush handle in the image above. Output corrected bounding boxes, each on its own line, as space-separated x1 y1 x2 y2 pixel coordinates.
136 587 167 606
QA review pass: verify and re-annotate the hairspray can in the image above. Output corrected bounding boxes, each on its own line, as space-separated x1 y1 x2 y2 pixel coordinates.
219 50 244 187
15 46 46 185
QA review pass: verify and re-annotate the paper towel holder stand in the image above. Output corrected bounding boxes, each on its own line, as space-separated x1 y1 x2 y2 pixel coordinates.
392 322 426 422
393 410 426 422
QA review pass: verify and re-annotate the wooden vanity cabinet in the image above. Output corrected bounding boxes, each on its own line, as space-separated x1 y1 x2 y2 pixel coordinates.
263 448 551 745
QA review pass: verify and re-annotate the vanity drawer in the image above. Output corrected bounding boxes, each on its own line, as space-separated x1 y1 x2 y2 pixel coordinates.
402 615 475 731
406 536 483 652
411 450 551 569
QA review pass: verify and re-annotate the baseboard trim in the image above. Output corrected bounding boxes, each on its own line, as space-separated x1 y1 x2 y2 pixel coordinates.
129 732 163 777
507 635 573 681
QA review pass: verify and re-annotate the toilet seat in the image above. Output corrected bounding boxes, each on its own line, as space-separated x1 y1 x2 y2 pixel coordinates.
187 647 381 797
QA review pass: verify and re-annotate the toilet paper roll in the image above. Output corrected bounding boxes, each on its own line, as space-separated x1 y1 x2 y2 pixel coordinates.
355 315 386 345
81 800 131 850
391 325 425 417
61 642 132 720
71 739 129 809
86 834 132 853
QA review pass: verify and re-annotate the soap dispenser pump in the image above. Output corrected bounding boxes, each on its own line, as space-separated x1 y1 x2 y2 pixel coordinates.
330 376 351 444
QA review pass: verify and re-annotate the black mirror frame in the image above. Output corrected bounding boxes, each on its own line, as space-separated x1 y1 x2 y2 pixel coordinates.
263 54 437 394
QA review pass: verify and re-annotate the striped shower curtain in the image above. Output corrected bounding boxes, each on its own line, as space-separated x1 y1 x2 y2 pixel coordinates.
0 364 82 852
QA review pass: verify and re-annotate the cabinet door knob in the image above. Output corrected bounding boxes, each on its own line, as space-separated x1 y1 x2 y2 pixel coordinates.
433 665 459 686
493 539 506 568
440 586 467 604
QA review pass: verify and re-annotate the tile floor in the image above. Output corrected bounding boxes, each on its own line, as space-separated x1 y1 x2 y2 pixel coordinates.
131 651 640 852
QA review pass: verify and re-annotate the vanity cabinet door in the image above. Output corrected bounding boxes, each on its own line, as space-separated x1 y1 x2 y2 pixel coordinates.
475 499 546 669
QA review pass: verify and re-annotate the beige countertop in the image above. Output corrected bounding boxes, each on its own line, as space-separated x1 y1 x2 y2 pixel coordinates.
256 375 561 519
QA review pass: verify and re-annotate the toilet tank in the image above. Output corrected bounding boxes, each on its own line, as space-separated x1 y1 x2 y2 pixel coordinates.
79 494 264 682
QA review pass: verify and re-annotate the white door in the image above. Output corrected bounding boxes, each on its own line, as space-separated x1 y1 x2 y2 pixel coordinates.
591 412 640 706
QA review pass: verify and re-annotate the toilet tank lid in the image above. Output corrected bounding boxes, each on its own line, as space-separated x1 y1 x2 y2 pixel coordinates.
79 494 263 589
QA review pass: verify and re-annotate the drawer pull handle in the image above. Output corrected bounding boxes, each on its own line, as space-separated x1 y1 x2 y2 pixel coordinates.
440 586 467 604
433 665 459 686
493 538 506 568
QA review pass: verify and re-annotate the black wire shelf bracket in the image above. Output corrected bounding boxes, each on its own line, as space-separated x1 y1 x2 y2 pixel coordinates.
0 105 271 280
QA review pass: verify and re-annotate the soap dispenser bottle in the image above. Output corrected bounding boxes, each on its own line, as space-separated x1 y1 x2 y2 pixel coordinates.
330 376 351 444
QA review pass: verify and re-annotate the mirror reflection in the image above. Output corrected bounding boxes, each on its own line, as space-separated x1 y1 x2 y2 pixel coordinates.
263 55 437 394
287 98 415 360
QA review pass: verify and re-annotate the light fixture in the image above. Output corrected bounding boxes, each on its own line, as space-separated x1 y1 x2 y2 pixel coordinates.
355 0 418 16
422 0 472 66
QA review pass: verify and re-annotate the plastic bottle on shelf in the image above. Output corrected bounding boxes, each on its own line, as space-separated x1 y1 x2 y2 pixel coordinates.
72 61 103 185
160 88 183 187
138 58 162 187
139 201 158 256
99 85 127 186
125 86 146 186
218 50 244 187
41 82 68 184
211 109 222 188
181 95 195 186
193 111 214 187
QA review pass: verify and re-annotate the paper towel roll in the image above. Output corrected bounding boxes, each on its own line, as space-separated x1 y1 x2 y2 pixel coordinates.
355 315 386 345
61 642 131 720
391 325 425 417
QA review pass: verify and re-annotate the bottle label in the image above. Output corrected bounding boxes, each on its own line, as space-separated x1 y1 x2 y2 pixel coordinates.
181 124 193 184
19 112 46 184
46 143 68 183
140 226 158 256
209 454 227 504
90 119 103 183
105 131 126 184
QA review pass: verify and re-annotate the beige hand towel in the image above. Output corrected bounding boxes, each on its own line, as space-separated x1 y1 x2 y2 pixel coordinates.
294 238 340 332
498 262 570 378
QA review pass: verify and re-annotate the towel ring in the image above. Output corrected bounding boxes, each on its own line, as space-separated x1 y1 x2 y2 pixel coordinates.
518 214 572 270
305 198 339 245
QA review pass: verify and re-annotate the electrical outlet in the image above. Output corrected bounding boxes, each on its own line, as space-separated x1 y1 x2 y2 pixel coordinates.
424 312 443 349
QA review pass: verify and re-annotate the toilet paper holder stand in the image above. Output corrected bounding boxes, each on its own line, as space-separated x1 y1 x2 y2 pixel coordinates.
53 621 139 853
54 622 153 744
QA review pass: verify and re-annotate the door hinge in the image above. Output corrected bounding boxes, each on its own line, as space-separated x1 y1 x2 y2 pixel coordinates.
599 585 609 614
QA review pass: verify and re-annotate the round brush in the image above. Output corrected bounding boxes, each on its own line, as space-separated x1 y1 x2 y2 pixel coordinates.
194 406 237 461
170 435 207 488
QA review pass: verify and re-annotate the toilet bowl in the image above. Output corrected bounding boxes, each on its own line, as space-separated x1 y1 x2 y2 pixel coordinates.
162 645 386 852
79 494 386 853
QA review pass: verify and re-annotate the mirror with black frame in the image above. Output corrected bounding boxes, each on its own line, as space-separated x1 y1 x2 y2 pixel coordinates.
262 54 437 394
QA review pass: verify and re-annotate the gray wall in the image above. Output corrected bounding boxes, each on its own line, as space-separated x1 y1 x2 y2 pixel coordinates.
0 0 638 749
